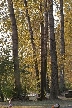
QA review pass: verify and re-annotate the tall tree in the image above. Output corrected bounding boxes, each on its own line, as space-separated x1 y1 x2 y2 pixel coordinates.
44 0 48 94
7 0 21 98
64 0 72 85
24 0 40 91
40 2 44 99
48 0 58 99
40 0 49 100
59 0 65 92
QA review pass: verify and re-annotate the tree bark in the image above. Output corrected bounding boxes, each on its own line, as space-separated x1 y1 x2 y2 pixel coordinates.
7 0 21 98
40 0 49 100
44 0 48 93
41 19 45 100
48 0 58 99
59 0 65 92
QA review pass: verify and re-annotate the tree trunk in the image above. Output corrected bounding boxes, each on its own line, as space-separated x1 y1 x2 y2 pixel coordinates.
40 0 49 100
7 0 21 98
59 0 65 92
48 0 58 99
0 83 4 102
24 0 40 91
40 20 44 100
44 0 48 93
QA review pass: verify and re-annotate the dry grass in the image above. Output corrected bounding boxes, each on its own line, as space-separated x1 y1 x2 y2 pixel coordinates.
0 96 72 108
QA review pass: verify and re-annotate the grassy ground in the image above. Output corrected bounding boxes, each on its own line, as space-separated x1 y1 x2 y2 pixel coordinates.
0 96 72 108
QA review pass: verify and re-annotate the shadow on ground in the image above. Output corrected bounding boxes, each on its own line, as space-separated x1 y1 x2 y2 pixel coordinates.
0 96 72 108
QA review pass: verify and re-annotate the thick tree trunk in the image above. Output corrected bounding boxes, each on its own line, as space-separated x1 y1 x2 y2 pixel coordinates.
40 0 49 100
48 0 58 99
24 0 40 90
59 0 65 92
7 0 21 98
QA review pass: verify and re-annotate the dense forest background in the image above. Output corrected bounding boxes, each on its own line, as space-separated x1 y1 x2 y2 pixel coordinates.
0 0 72 101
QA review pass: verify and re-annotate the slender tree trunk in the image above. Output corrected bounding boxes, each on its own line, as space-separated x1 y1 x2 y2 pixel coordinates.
44 0 48 93
0 82 4 102
59 0 65 92
7 0 21 98
48 0 58 99
0 91 4 102
24 0 40 90
40 19 44 100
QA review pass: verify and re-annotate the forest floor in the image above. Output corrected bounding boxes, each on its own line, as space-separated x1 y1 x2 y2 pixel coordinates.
0 96 72 108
